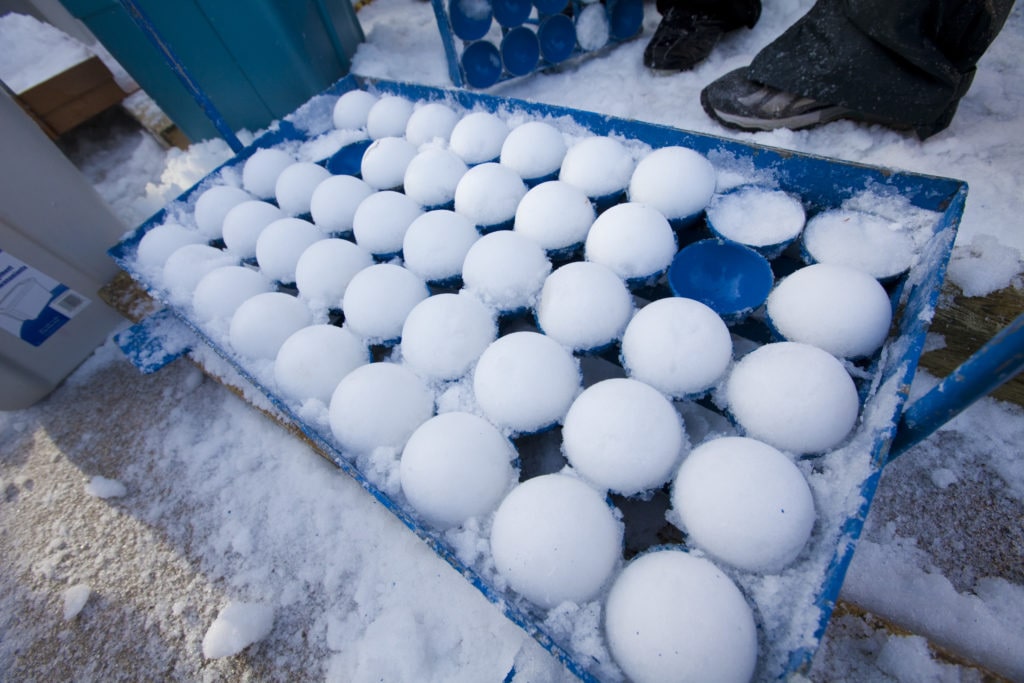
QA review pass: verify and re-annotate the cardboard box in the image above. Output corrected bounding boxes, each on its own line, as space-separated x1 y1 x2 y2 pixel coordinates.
16 56 128 137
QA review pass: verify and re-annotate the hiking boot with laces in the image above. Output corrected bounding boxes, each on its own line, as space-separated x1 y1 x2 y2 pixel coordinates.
644 7 730 72
700 67 858 131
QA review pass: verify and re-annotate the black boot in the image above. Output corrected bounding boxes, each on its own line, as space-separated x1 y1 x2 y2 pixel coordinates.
644 0 761 72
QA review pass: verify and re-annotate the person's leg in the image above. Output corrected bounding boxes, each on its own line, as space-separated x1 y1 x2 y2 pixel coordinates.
644 0 761 72
701 0 1014 137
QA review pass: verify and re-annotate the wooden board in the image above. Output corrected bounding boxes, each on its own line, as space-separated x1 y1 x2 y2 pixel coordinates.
15 56 128 138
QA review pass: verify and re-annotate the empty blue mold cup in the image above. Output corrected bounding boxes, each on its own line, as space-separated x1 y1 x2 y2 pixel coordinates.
325 139 372 176
538 13 576 63
501 26 541 76
493 0 533 27
667 239 774 324
462 40 504 88
450 0 493 40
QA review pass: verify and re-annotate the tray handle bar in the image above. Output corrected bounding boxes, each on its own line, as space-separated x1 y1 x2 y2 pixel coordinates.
889 309 1024 460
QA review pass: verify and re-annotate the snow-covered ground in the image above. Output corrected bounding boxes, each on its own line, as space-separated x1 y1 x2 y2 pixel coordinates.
2 0 1023 681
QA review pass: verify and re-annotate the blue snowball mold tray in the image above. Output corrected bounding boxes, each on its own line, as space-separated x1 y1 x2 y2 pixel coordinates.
107 75 1012 682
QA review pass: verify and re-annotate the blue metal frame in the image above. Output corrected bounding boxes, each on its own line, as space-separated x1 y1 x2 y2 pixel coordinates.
110 75 982 681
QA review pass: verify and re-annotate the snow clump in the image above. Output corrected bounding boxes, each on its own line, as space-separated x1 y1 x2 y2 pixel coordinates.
559 135 634 200
192 266 273 323
403 146 469 209
360 136 418 191
513 180 595 254
332 89 378 130
352 190 424 257
453 162 527 230
202 602 276 659
405 101 461 147
365 95 414 139
228 292 312 361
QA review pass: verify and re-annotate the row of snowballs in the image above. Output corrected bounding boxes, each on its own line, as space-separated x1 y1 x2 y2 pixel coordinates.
130 91 906 683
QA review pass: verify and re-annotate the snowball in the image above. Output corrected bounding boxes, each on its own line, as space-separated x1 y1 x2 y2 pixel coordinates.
192 265 273 322
401 210 479 283
221 200 286 259
767 263 893 358
513 180 595 253
559 136 634 199
706 186 806 250
193 185 253 240
309 175 374 235
803 209 916 279
628 146 717 222
584 202 677 283
536 261 633 352
500 121 567 181
489 473 622 608
135 223 202 271
352 190 424 257
274 162 332 216
454 162 527 229
229 292 313 361
461 231 551 313
621 297 733 398
400 293 497 381
399 412 516 528
242 148 295 199
672 436 816 573
85 475 127 499
328 362 434 454
403 147 469 209
405 102 461 147
274 324 368 404
341 264 429 344
604 550 758 683
366 95 414 140
333 89 378 130
202 602 276 659
562 378 687 496
360 136 418 191
162 244 237 306
255 217 324 284
575 3 610 50
472 332 580 433
449 111 510 165
294 238 373 307
62 583 91 620
725 341 860 455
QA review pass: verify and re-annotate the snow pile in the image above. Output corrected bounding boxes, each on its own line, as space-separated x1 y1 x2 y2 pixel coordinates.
0 13 92 92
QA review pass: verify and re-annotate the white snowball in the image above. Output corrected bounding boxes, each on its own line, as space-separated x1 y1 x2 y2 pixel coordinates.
500 121 567 181
309 175 374 235
162 244 237 306
360 136 418 191
802 209 916 279
513 180 595 253
255 217 324 284
767 263 893 358
402 210 479 283
352 190 424 257
242 148 295 199
229 292 312 361
194 185 253 240
136 223 202 271
629 146 717 222
333 89 378 130
560 136 634 199
672 436 816 573
706 186 806 250
192 266 273 322
399 412 516 528
462 231 551 313
584 202 677 283
489 473 622 608
274 162 332 216
366 95 414 140
562 378 687 496
403 147 469 209
202 601 276 659
341 264 429 344
221 200 286 259
536 262 633 351
274 324 368 404
725 341 860 455
575 3 610 50
400 293 497 381
405 102 460 147
449 111 510 165
621 297 733 398
454 162 527 229
294 238 373 307
604 550 758 683
473 331 580 433
329 362 434 454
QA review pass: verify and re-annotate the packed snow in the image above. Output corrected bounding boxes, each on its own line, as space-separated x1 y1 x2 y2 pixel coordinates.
221 200 285 258
627 145 716 224
584 202 677 283
705 186 806 255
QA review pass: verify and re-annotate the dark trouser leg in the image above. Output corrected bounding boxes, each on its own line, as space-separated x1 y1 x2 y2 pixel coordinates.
746 0 1014 137
654 0 762 29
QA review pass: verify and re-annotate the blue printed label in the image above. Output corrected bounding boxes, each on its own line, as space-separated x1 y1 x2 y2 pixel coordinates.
0 249 90 347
